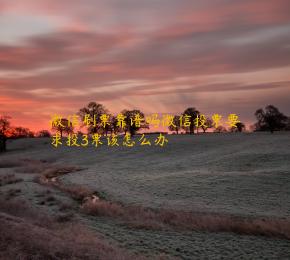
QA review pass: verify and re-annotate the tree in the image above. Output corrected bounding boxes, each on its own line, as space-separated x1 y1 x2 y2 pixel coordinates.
168 115 181 134
200 118 213 133
122 109 148 136
11 127 34 138
284 117 290 131
182 107 199 134
52 118 74 137
230 122 245 133
0 116 11 152
78 102 108 134
111 116 121 135
98 113 114 136
254 105 288 133
37 130 51 138
214 126 227 133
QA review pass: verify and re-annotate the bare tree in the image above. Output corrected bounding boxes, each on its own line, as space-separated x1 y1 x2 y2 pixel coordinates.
0 116 11 152
200 118 213 133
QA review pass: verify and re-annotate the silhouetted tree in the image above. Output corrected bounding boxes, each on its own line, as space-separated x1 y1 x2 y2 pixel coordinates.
11 127 34 138
168 115 181 134
236 122 245 132
52 118 73 137
98 113 113 136
37 130 51 138
285 117 290 131
78 102 108 134
0 116 11 152
77 130 84 136
214 126 227 133
182 107 200 134
111 116 121 135
230 122 246 132
122 109 148 136
200 118 213 133
254 105 288 133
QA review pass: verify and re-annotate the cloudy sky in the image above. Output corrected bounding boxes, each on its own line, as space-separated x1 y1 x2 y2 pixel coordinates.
0 0 290 131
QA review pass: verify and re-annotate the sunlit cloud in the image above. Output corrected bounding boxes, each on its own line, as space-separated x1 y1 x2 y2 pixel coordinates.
0 0 289 131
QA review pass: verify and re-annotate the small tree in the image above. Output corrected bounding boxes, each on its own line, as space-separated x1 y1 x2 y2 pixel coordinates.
0 116 11 152
230 122 246 132
214 126 227 133
37 130 51 138
97 113 114 136
11 127 34 138
200 118 213 133
111 116 121 135
236 122 245 132
52 118 73 137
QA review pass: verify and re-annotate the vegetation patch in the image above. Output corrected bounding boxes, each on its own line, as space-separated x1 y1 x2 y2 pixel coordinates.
0 174 23 186
0 199 144 260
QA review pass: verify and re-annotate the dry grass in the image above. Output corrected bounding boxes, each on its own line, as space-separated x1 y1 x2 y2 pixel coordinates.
5 188 22 200
0 198 144 260
55 212 75 223
0 198 53 226
0 159 23 168
55 183 92 201
15 161 48 173
81 200 290 240
15 159 83 176
30 160 290 240
58 202 75 212
30 161 91 202
35 176 92 201
32 162 91 201
0 174 23 186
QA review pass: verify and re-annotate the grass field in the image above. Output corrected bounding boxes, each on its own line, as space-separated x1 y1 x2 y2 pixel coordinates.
1 132 290 259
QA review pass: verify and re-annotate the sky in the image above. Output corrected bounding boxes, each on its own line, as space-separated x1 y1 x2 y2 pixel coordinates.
0 0 290 131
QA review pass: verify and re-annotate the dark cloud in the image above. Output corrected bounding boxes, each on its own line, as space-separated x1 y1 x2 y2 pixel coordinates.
0 30 128 70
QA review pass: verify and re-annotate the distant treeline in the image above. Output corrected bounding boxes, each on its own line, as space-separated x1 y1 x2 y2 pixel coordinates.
0 103 289 152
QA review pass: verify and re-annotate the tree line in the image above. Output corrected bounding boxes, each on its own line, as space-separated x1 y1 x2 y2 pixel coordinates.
1 103 289 152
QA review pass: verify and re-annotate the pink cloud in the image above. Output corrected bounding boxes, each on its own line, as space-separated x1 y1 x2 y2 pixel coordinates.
0 0 290 131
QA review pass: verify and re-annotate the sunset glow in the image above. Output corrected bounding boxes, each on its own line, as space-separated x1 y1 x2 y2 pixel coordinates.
0 0 290 131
